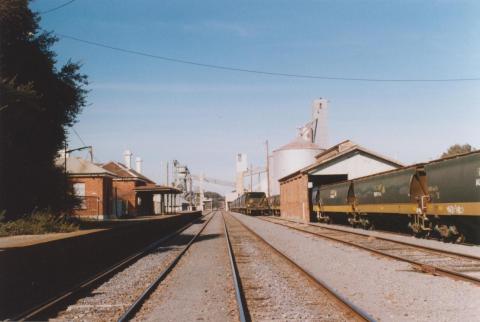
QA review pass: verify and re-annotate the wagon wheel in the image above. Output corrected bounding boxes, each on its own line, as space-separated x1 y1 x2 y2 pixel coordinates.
455 233 466 244
415 230 429 239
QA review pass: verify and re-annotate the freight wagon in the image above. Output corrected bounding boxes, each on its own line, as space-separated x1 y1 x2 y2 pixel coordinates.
267 195 280 216
312 151 480 242
230 192 269 216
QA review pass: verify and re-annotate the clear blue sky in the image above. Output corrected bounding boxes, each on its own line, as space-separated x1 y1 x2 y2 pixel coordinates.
32 0 480 193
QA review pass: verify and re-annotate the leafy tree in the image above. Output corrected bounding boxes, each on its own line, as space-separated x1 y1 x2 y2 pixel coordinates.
441 144 475 158
0 1 88 220
204 191 225 209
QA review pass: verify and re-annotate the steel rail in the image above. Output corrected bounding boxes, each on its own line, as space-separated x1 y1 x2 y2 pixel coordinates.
222 211 249 322
10 213 208 322
226 212 375 322
117 211 217 322
267 216 480 261
258 216 480 285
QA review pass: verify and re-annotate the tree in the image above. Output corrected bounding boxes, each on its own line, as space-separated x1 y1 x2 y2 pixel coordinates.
441 144 475 158
0 1 88 220
204 191 225 209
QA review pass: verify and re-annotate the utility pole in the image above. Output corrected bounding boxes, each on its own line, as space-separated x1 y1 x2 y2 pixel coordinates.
266 140 270 197
64 144 93 209
250 163 253 192
166 161 169 186
200 173 205 211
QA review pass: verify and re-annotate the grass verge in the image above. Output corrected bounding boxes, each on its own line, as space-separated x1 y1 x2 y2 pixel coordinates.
0 212 79 237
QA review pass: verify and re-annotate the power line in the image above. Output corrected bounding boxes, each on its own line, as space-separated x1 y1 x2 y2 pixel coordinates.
70 127 99 162
55 32 480 82
40 0 76 15
71 127 87 146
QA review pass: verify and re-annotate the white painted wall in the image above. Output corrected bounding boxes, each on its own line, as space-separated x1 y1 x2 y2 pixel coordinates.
309 153 397 179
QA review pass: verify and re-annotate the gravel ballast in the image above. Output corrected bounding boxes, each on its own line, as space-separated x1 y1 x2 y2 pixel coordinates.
225 213 357 321
133 212 239 322
303 219 480 258
50 214 214 321
231 212 480 322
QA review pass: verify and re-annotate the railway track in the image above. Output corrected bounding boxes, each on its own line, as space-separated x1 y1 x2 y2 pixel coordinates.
223 211 374 322
10 212 213 322
117 212 216 321
258 216 480 285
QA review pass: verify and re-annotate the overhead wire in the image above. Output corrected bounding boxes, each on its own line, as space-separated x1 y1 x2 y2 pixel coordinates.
71 127 87 146
70 127 99 163
55 32 480 82
40 0 76 15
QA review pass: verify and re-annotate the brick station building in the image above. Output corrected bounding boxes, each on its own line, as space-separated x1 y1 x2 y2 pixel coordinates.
279 140 403 222
101 161 182 217
102 161 156 217
57 156 116 219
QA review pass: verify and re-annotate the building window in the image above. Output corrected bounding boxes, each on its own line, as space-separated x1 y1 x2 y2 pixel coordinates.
73 183 87 209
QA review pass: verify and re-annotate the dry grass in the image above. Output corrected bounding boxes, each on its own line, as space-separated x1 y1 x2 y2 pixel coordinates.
0 211 79 237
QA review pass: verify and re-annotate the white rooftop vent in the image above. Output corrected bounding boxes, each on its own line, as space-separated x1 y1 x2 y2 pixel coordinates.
124 150 133 169
135 157 143 174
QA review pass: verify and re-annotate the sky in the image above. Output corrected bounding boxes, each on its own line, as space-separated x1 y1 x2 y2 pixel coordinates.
31 0 480 194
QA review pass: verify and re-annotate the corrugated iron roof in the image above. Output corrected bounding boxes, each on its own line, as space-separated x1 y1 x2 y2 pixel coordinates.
102 162 155 184
55 157 115 177
134 185 181 194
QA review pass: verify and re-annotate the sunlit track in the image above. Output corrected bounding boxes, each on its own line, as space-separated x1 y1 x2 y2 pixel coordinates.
10 213 212 322
118 212 216 322
258 215 480 285
223 211 374 322
222 212 248 322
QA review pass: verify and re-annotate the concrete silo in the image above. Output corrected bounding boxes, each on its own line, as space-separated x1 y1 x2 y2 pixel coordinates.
270 133 322 195
269 99 328 195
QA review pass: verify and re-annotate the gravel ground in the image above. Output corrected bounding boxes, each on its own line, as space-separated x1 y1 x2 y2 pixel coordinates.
231 212 480 322
50 214 213 322
225 213 356 321
305 220 480 258
132 211 239 322
263 217 480 280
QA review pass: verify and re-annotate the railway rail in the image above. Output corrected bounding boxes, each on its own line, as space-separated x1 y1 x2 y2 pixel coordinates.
10 212 213 322
258 215 480 285
118 212 215 321
223 211 374 321
223 212 248 322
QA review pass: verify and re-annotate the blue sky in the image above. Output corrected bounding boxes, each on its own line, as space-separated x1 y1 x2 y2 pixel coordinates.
32 0 480 193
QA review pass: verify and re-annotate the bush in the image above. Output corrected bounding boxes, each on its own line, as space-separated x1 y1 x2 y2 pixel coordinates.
0 211 79 237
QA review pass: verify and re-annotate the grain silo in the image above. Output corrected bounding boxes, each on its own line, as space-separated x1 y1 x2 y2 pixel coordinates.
269 99 328 195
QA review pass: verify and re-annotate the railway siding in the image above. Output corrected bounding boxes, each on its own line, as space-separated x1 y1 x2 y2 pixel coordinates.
262 217 480 283
304 220 480 258
230 212 480 322
224 212 365 321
